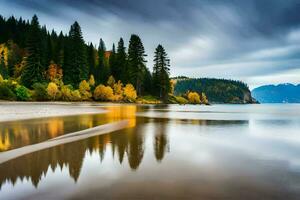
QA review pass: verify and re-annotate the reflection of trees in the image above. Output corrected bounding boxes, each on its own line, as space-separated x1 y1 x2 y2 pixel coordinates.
154 121 169 162
0 114 106 152
0 106 169 188
0 126 147 188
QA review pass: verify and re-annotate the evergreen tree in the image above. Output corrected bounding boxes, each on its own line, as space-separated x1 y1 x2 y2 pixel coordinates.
87 43 96 77
63 21 87 87
116 38 127 83
127 34 147 95
109 43 118 80
153 44 170 101
55 31 65 68
21 15 45 88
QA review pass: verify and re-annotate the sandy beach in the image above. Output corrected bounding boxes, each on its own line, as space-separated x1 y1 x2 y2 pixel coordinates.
0 102 106 122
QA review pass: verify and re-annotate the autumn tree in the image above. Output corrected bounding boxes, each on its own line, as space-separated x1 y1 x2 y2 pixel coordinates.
47 82 59 100
79 80 92 100
47 61 62 81
94 84 114 101
187 92 201 104
123 84 137 102
107 75 115 88
89 74 95 87
201 92 209 105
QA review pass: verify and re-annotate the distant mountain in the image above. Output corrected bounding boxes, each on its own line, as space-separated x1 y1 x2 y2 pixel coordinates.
252 83 300 103
174 78 257 104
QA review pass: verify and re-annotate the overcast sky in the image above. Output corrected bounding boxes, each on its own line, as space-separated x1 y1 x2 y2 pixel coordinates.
1 0 300 88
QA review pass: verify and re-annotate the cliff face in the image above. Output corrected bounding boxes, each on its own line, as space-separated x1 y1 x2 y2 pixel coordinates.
174 78 256 104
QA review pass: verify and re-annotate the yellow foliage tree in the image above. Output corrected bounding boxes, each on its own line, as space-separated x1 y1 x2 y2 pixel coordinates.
123 84 137 102
0 74 3 82
47 82 59 100
170 79 176 94
201 92 209 105
187 92 201 104
71 90 81 101
61 85 72 101
94 84 114 101
0 44 8 66
113 80 123 95
89 75 95 87
107 75 115 88
79 80 92 100
47 61 63 81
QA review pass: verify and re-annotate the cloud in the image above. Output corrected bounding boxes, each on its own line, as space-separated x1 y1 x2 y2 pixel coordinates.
1 0 300 88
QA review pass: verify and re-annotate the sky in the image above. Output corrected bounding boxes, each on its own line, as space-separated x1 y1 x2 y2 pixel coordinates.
1 0 300 89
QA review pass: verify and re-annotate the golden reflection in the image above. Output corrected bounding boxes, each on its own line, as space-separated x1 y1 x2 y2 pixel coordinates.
0 129 11 151
0 105 137 152
105 105 137 128
47 119 64 137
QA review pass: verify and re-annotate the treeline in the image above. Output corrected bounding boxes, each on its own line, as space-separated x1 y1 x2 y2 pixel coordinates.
0 15 171 102
174 78 253 103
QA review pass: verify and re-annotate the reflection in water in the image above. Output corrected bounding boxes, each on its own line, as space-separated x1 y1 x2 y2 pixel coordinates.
0 105 137 152
2 104 300 199
0 117 163 188
154 120 169 161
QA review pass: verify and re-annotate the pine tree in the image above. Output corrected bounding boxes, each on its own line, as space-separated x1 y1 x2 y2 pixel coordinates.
116 38 127 83
97 38 107 84
153 44 170 101
127 34 147 95
110 43 118 80
63 21 87 87
21 15 45 88
87 43 96 77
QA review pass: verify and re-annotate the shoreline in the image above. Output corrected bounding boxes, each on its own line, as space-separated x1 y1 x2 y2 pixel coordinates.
0 102 107 122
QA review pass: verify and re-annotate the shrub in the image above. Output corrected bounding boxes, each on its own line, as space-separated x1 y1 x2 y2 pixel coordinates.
94 84 114 101
113 80 123 95
0 82 17 100
47 82 59 100
107 75 115 88
71 90 81 101
187 92 201 104
61 85 73 101
201 92 209 105
176 96 188 104
89 75 95 87
79 80 92 100
32 83 48 101
123 84 137 102
15 85 31 101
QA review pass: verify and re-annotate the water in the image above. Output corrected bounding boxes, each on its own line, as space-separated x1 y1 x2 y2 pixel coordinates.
1 104 300 199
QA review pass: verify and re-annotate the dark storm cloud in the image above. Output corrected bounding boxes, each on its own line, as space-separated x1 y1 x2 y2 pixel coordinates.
1 0 300 87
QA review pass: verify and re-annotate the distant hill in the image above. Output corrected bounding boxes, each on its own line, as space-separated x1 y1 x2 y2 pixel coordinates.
174 78 256 104
252 83 300 103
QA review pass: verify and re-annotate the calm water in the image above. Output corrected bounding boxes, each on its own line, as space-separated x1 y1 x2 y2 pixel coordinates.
1 104 300 200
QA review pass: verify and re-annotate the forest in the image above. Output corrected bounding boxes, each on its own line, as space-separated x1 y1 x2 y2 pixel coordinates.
174 78 255 104
1 15 203 103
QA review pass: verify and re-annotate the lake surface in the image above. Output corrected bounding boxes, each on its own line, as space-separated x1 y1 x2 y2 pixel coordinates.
1 104 300 200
